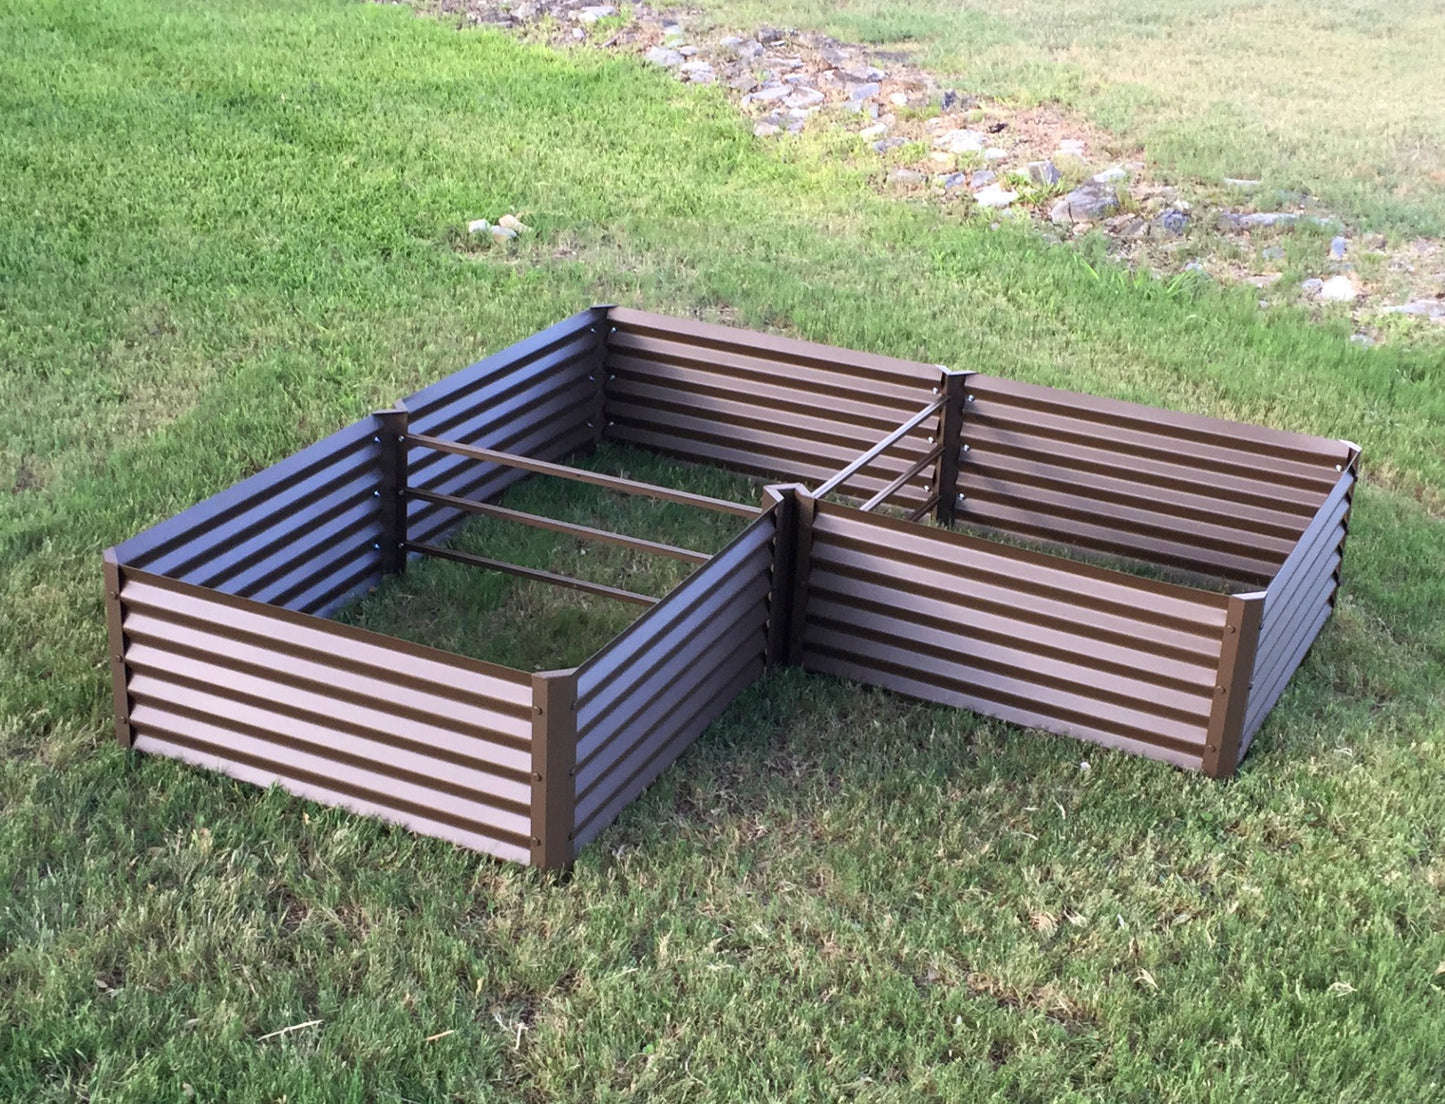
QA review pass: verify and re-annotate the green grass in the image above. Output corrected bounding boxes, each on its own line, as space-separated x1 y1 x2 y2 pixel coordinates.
1 0 1443 1100
690 0 1445 237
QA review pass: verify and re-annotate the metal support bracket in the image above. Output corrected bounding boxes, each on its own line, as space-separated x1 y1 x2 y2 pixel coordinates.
373 406 409 578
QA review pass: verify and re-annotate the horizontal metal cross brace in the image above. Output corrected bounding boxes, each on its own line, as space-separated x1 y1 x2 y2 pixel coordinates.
812 397 946 499
406 433 758 518
858 444 944 512
403 540 659 607
407 487 711 564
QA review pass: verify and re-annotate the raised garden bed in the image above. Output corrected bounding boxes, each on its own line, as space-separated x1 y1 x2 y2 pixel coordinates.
105 306 1359 868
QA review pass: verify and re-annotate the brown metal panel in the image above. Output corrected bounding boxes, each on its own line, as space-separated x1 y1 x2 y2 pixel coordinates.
762 486 799 666
1200 592 1266 777
531 670 578 870
787 489 817 666
374 407 409 577
102 549 134 748
964 374 1354 466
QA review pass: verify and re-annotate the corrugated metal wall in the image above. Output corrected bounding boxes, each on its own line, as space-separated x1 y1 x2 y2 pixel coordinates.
404 307 608 545
1239 460 1358 752
118 567 536 865
800 502 1234 770
957 375 1354 586
602 308 943 510
570 511 777 847
113 418 384 617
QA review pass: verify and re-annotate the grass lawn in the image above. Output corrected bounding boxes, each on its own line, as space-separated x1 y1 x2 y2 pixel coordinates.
1 0 1443 1100
691 0 1445 237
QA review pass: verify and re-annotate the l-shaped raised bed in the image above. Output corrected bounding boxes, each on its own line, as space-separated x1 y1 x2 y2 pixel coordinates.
105 306 1359 868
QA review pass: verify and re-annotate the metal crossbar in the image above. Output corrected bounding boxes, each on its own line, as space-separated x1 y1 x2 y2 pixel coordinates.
406 487 710 564
406 433 757 518
403 540 659 607
812 397 945 499
858 445 943 512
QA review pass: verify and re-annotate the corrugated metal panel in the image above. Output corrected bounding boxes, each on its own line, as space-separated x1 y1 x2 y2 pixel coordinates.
571 512 776 846
800 502 1231 770
603 308 944 509
117 567 536 865
957 375 1354 585
1239 463 1357 750
113 418 383 617
405 308 607 545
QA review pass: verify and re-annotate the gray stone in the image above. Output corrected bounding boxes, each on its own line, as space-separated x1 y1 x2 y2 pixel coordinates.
1184 261 1206 272
1262 245 1285 261
1317 275 1357 302
1330 236 1348 259
1026 160 1061 186
645 46 683 68
940 89 972 113
1155 209 1189 235
753 120 781 137
888 168 926 185
1092 166 1127 183
1349 332 1374 346
970 169 997 187
682 63 715 84
746 84 789 103
847 81 881 102
974 183 1018 209
1223 177 1261 188
939 172 968 189
983 147 1008 162
934 128 987 154
1219 211 1300 230
490 225 518 243
576 4 616 23
661 22 685 44
1301 278 1324 295
784 88 825 109
872 136 906 152
1380 299 1445 318
1050 182 1120 224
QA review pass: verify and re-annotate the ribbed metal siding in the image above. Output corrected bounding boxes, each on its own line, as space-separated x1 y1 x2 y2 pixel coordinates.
118 568 536 864
801 503 1232 770
113 419 383 617
405 308 607 545
1239 463 1357 750
957 375 1352 585
571 513 775 847
603 308 943 509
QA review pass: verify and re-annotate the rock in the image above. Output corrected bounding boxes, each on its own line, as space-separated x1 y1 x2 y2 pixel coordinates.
719 35 744 49
1330 236 1348 259
970 169 997 187
661 22 685 44
1244 273 1283 287
888 168 926 185
847 81 881 102
757 26 786 45
1317 275 1357 302
1380 299 1445 318
1155 209 1189 235
1349 332 1374 346
746 84 789 104
940 89 968 112
1262 245 1285 261
645 47 683 68
1050 182 1120 224
1057 138 1086 156
753 120 781 137
784 88 825 109
490 225 518 243
939 172 968 189
576 5 615 24
1092 166 1127 183
571 27 584 39
1223 177 1261 188
858 122 889 138
872 136 906 152
678 46 698 57
1219 212 1300 230
1301 278 1324 295
974 184 1018 209
498 214 531 234
935 129 987 154
467 218 490 235
1026 160 1061 186
682 63 715 84
928 152 953 164
983 147 1008 162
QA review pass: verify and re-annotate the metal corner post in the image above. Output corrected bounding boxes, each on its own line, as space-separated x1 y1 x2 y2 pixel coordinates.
588 304 616 448
786 487 816 667
762 485 800 666
530 669 578 870
102 548 135 748
1201 591 1266 778
934 369 970 527
373 406 409 577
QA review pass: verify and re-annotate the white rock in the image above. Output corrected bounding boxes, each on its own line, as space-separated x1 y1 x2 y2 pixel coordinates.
1317 275 1358 302
645 47 683 67
858 122 889 139
889 92 908 106
973 184 1018 209
1223 177 1261 188
498 214 531 234
576 5 615 24
934 129 986 154
1092 166 1127 183
983 147 1008 162
784 88 825 109
467 219 490 235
